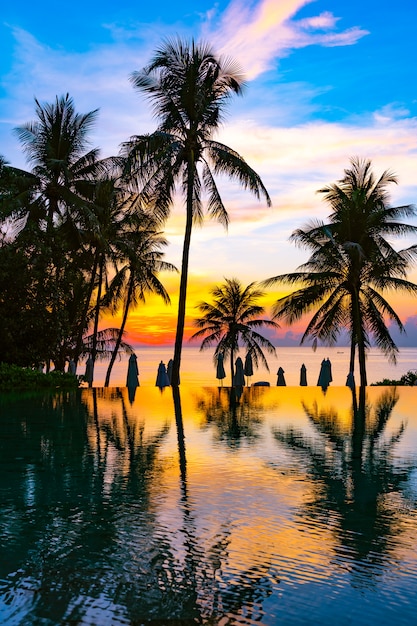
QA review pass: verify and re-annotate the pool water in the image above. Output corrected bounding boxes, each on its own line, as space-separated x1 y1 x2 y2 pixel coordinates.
1 386 417 625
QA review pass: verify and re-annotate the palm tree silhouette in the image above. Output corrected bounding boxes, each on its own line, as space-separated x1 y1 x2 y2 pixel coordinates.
104 213 176 386
123 39 271 387
191 277 278 384
263 158 417 386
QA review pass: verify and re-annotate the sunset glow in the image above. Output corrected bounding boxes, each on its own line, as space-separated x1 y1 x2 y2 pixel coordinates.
2 0 417 346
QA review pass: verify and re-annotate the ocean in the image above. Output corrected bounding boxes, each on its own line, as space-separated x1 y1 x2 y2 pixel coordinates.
84 345 417 387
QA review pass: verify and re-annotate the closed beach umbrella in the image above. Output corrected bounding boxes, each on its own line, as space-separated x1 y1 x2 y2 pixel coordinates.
68 359 76 375
216 353 226 384
317 358 332 390
300 363 307 386
156 361 170 388
346 371 355 390
326 358 333 384
167 359 173 384
244 352 253 385
84 356 93 384
277 366 286 386
128 386 137 404
233 357 245 387
126 353 139 388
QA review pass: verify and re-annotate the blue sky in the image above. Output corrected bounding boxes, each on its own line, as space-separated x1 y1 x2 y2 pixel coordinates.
2 0 417 341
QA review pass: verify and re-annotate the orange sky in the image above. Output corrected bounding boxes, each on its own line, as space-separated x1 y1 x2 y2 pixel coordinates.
100 265 417 348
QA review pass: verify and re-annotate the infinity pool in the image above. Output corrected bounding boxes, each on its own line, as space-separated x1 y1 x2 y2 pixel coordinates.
1 386 416 625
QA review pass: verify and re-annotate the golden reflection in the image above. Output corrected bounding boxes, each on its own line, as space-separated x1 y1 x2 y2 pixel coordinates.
192 386 274 445
81 387 172 485
2 386 417 623
272 386 417 583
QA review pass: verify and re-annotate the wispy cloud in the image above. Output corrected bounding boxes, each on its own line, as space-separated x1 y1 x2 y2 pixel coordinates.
206 0 368 79
2 1 416 312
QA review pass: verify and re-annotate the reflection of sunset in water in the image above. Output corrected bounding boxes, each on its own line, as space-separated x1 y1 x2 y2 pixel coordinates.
2 386 417 624
81 386 417 587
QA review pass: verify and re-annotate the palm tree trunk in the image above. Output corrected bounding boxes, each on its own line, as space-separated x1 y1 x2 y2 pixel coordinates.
230 349 235 386
171 160 195 387
352 288 367 387
104 275 133 386
349 340 355 375
89 258 104 388
357 337 367 387
74 251 99 368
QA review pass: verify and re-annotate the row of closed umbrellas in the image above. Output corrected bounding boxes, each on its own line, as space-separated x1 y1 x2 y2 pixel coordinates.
217 355 352 389
84 353 354 390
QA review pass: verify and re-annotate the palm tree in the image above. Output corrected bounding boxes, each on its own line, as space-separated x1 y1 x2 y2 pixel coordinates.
263 158 417 387
11 94 103 234
104 214 177 386
78 176 144 384
190 278 278 384
1 95 110 370
122 38 271 386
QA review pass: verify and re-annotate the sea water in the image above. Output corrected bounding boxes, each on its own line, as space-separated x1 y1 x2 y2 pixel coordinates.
85 345 417 387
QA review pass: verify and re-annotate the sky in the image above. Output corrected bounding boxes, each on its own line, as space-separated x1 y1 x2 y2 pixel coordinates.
1 0 417 347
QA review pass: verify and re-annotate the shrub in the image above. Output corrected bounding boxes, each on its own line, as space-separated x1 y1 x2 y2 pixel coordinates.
0 363 80 391
371 369 417 386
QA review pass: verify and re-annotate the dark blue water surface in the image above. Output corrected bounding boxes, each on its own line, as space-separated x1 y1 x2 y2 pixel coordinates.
1 386 417 625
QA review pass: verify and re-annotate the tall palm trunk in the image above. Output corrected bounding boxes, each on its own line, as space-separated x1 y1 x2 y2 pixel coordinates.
357 334 368 387
104 275 134 386
74 251 99 368
230 349 235 386
352 287 367 387
171 159 195 387
89 257 104 387
349 338 355 376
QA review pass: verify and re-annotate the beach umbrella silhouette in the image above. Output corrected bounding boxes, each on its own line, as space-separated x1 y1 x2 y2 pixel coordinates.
156 361 170 388
326 358 333 383
216 353 226 385
126 353 139 388
68 359 76 375
300 363 307 386
167 359 173 383
277 366 286 386
84 356 93 384
128 386 137 404
233 356 245 387
317 358 332 390
166 358 179 384
244 352 253 385
346 371 355 390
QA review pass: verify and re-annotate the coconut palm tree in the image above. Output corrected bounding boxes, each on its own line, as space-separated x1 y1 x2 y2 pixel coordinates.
263 158 417 387
104 214 177 386
78 176 145 385
1 95 113 370
11 94 104 234
122 38 271 386
190 278 278 384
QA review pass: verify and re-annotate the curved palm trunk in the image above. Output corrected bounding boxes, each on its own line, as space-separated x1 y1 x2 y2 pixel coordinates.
171 160 195 387
104 275 134 387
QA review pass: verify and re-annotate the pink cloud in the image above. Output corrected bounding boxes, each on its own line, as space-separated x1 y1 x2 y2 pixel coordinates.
208 0 368 79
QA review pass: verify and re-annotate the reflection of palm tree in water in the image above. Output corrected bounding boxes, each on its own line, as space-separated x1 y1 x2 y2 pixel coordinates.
272 388 416 584
170 386 278 623
194 386 270 447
